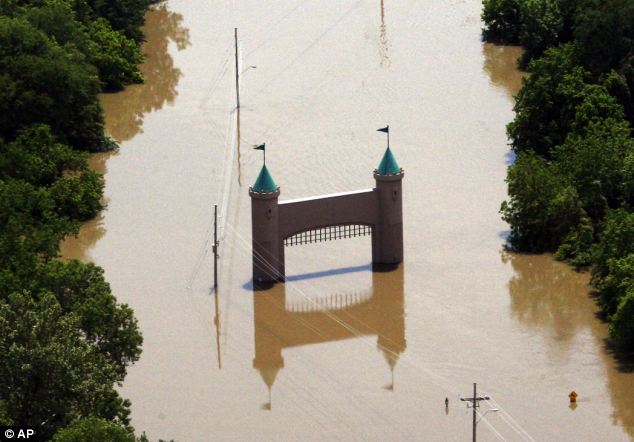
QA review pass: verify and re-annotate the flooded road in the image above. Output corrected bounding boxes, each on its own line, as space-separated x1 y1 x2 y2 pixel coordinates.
61 1 634 440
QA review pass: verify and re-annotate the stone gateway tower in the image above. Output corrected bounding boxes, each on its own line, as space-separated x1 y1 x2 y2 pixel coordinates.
249 147 404 283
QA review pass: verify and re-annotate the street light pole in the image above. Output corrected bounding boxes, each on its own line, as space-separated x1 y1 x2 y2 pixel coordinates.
234 28 240 110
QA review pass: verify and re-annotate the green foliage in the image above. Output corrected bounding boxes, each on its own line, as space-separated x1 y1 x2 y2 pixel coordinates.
610 287 634 349
33 260 143 378
0 125 103 274
517 0 563 66
507 43 578 155
501 152 583 251
0 0 150 433
593 209 634 284
0 292 128 438
0 399 11 425
486 0 634 350
84 0 150 42
52 417 136 442
482 0 522 42
87 17 143 90
554 214 594 268
509 46 627 158
0 125 86 186
49 170 104 220
553 118 634 217
21 0 144 91
590 210 634 342
0 16 106 150
574 0 634 75
0 179 77 268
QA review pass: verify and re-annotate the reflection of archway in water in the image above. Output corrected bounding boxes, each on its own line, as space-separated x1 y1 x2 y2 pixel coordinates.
100 3 191 143
252 264 406 409
504 252 634 437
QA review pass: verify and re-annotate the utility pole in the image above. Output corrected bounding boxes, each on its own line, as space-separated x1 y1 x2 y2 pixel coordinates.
234 28 240 110
460 383 490 442
213 204 219 291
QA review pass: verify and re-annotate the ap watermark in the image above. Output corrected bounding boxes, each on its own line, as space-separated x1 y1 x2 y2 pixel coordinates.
1 427 39 442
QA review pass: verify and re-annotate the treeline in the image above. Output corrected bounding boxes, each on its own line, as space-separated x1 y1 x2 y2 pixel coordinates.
0 0 155 440
482 1 634 349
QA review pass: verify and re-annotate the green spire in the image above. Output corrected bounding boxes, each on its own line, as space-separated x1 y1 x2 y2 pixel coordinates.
252 164 278 193
376 147 401 175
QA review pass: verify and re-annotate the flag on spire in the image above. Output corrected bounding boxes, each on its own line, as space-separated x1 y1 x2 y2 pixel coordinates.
253 143 266 164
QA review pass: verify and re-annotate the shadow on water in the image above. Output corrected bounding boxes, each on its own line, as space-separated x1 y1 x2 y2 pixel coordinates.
100 3 191 142
243 263 373 290
251 264 406 409
503 252 634 437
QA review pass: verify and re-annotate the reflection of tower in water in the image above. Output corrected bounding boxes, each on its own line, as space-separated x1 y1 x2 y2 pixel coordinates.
252 264 406 408
379 0 390 68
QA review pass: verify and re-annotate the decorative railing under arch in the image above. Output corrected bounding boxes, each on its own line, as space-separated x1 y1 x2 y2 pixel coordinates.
283 223 373 247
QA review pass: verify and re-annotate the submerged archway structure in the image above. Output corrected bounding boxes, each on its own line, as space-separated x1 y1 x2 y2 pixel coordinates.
249 147 404 283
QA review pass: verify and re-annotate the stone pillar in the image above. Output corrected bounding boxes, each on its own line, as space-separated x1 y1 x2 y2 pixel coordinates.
374 170 404 264
249 187 283 283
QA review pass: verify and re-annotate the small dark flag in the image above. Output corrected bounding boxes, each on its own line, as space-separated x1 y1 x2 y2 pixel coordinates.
253 143 265 151
377 125 389 133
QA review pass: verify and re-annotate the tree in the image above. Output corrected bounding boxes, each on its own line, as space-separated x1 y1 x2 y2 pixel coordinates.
574 0 634 75
553 117 634 219
501 152 583 251
508 44 627 157
0 179 77 272
481 0 522 42
507 43 578 155
593 210 634 315
0 125 86 186
32 259 143 378
84 0 150 42
518 0 563 66
0 16 106 151
87 17 143 90
52 417 136 442
48 170 104 221
21 0 143 91
0 292 130 439
610 286 634 349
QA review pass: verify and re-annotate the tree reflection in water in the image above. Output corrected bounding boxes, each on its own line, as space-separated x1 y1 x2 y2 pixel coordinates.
101 4 191 142
482 43 526 98
503 252 634 437
60 5 190 260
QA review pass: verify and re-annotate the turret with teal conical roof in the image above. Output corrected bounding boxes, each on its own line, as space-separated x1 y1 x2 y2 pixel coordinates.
375 146 402 175
251 164 278 193
249 163 283 283
374 144 404 264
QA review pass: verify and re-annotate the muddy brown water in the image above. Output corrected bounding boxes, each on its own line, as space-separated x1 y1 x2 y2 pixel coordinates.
61 1 634 440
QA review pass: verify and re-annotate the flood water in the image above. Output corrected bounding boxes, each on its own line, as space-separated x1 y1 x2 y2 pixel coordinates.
60 1 634 440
